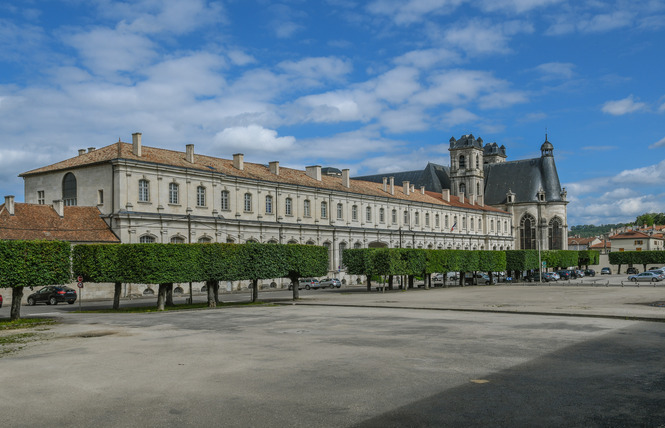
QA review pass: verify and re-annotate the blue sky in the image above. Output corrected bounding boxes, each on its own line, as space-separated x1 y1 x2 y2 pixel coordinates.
1 0 664 227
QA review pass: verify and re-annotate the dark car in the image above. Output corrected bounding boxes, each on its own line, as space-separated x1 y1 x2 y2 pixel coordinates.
626 267 639 275
557 270 572 280
27 286 77 305
584 269 596 277
525 272 547 282
601 267 612 275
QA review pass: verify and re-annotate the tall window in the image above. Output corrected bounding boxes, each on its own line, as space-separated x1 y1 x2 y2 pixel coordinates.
304 200 311 217
425 213 430 227
478 218 482 231
138 179 149 202
459 155 466 169
339 242 347 268
445 215 449 229
366 206 372 222
37 190 45 205
62 173 77 206
476 182 480 196
169 183 179 204
415 212 419 226
392 209 397 224
459 183 466 195
244 193 252 212
196 186 206 207
490 219 494 232
548 217 563 250
285 198 292 215
462 216 466 229
404 210 409 224
352 205 358 221
379 208 385 223
475 155 479 169
221 190 229 210
265 195 273 214
337 203 343 220
435 214 440 228
321 201 327 219
139 235 155 243
470 216 474 231
520 214 536 250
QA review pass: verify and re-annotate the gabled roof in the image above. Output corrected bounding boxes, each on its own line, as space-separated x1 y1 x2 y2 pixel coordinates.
589 241 610 249
568 237 598 245
20 142 507 214
610 230 654 240
0 202 120 243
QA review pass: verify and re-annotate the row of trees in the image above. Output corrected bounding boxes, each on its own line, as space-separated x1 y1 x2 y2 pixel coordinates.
609 251 665 274
0 241 328 320
342 248 591 290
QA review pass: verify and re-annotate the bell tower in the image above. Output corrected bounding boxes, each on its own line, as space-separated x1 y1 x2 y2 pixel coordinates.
449 134 484 204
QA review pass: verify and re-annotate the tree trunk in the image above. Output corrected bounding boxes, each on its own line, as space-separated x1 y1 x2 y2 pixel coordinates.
388 275 394 290
251 279 258 303
459 272 464 287
214 281 220 305
425 273 430 289
113 282 121 310
366 274 372 291
157 284 166 311
290 276 300 300
408 275 414 289
10 287 23 321
165 283 174 307
207 280 217 308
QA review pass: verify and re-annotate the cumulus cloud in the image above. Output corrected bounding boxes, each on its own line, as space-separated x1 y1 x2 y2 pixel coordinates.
533 62 575 80
649 137 665 149
278 57 353 85
601 95 646 115
214 125 296 153
442 19 533 55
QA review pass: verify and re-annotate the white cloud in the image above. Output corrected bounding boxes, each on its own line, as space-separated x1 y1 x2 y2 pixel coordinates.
581 146 617 151
477 0 563 14
379 106 429 133
533 62 575 80
278 57 353 85
601 95 646 115
613 159 665 185
441 108 478 127
214 125 295 153
393 48 460 68
442 19 533 55
366 0 465 25
649 137 665 149
659 101 665 113
372 66 421 104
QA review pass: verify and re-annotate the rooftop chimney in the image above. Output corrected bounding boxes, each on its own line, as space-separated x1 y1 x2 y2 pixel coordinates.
233 153 244 170
132 132 142 157
186 144 194 163
420 186 425 195
78 149 86 156
470 193 476 205
306 165 322 181
403 181 410 196
53 199 64 217
477 195 484 206
459 191 465 204
389 177 395 195
87 147 95 153
342 169 350 188
411 184 415 194
442 189 450 202
269 161 280 175
383 177 388 192
4 195 15 215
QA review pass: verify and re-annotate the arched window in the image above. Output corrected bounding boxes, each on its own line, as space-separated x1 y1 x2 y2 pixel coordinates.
198 237 212 243
221 190 230 210
244 193 252 212
459 155 466 169
138 179 149 202
62 173 77 206
425 213 429 227
520 214 537 250
435 214 440 228
476 182 480 196
170 236 185 244
459 183 466 195
168 183 179 204
139 235 155 243
415 212 419 226
196 186 206 207
478 218 482 231
548 217 563 250
285 197 292 215
490 219 494 232
354 242 362 249
392 209 397 224
321 201 327 219
265 195 273 214
445 215 449 229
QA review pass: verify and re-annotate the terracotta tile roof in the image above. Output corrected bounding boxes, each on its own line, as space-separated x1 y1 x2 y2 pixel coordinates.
590 241 610 249
610 230 653 240
0 203 120 243
568 237 597 245
21 142 508 214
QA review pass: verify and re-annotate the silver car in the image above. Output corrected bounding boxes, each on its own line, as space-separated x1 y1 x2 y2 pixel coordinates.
319 278 341 288
628 272 664 283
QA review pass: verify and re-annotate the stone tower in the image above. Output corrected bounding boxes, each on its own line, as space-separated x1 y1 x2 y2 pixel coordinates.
449 134 484 204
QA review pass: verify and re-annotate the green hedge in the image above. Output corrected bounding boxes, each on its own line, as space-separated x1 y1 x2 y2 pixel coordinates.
0 240 71 288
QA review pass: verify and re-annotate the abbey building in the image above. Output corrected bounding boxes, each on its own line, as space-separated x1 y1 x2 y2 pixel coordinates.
19 132 566 280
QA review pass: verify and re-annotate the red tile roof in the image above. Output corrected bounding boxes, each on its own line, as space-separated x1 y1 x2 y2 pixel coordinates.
0 203 120 243
590 241 610 249
21 141 508 214
568 237 597 245
610 230 653 240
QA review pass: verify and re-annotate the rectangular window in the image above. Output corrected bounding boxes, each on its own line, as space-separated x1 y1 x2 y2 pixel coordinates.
352 205 358 221
337 203 343 220
304 200 311 217
379 208 385 223
97 190 104 205
285 198 292 215
197 186 206 207
366 207 372 222
221 191 229 210
425 213 429 227
138 180 149 202
37 190 45 205
392 210 397 224
265 195 273 214
169 183 179 204
321 202 327 219
404 211 409 224
244 193 252 212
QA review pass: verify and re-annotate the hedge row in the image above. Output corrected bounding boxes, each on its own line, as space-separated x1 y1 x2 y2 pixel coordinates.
609 251 665 273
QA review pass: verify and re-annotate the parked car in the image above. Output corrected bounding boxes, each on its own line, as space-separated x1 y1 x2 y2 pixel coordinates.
628 272 663 283
298 278 321 290
575 270 585 278
27 286 77 305
626 267 639 275
319 278 341 288
584 269 596 277
525 272 546 282
543 272 559 282
465 273 497 285
557 270 572 280
0 293 3 308
600 267 612 275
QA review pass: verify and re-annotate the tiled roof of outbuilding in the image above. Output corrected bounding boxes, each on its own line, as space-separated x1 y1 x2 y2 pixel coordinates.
20 142 508 214
0 203 120 243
